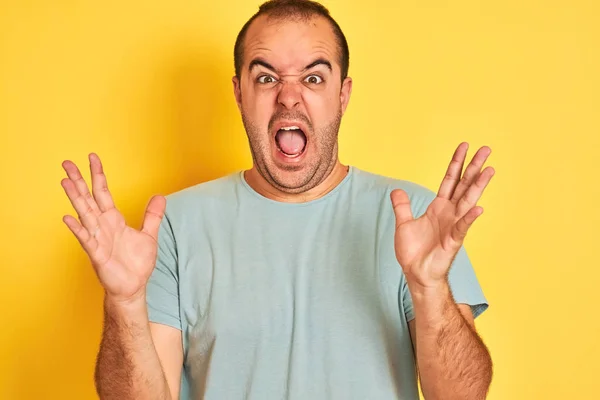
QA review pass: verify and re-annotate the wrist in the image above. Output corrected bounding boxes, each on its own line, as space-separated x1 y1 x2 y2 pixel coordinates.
407 280 454 325
406 278 451 300
104 290 148 317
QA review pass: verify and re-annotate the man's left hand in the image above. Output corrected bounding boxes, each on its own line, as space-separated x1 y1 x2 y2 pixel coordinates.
390 142 495 291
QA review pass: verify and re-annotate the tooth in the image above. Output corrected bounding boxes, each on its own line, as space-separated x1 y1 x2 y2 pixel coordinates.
281 126 300 130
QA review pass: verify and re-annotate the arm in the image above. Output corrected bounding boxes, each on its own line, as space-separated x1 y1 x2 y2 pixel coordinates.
95 295 183 399
59 154 182 399
150 322 184 400
390 142 496 399
408 295 492 400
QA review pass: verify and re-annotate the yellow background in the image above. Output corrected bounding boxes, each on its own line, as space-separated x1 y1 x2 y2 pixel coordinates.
1 0 598 398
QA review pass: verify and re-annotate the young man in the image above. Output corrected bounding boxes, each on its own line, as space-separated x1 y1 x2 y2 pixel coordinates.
61 1 494 398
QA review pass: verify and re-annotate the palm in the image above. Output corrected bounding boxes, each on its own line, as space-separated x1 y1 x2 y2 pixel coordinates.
61 154 166 302
391 143 495 288
91 209 159 299
395 198 465 284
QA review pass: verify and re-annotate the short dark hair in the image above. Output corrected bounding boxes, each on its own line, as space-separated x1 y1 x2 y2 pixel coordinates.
233 0 350 82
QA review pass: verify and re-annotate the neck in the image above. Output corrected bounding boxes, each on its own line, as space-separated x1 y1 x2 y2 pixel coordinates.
244 161 349 203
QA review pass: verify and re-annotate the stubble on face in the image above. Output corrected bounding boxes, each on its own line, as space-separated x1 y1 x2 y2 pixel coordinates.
241 105 342 194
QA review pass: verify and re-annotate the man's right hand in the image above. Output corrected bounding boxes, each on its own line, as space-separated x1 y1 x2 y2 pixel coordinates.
61 153 166 304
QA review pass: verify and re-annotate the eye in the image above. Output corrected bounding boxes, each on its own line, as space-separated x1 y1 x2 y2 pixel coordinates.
304 75 323 84
257 75 277 84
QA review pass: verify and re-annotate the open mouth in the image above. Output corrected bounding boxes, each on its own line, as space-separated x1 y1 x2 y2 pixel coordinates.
275 126 307 158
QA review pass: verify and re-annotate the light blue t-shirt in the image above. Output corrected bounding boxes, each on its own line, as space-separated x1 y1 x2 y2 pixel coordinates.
146 166 488 399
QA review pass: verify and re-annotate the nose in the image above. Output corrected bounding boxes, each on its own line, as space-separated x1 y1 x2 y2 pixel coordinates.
277 81 302 109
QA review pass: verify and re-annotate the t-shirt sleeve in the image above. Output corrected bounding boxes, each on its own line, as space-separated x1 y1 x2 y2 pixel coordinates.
401 185 489 322
146 211 182 330
447 244 488 318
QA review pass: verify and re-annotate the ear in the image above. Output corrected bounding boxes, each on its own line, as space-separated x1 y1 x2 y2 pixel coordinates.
232 75 242 111
340 76 353 115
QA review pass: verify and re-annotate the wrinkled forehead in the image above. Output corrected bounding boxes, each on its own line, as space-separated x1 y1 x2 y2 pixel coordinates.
242 14 340 76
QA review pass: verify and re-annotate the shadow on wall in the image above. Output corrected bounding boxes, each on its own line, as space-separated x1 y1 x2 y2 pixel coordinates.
13 41 248 399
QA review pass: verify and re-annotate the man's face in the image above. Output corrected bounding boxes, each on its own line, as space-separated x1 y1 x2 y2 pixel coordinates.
233 14 352 193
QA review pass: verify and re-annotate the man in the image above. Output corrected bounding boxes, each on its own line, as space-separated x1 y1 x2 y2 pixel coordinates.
61 0 494 398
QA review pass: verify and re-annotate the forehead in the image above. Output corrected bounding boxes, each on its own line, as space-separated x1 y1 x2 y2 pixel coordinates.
243 14 339 73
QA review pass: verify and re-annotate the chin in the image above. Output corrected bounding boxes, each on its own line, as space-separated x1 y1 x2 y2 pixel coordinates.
263 157 319 193
268 165 313 191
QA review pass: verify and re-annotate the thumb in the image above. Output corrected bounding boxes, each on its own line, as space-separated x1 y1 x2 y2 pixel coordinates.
390 189 413 226
141 195 167 241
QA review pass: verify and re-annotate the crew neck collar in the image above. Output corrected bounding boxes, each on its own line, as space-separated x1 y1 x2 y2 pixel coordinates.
238 166 355 207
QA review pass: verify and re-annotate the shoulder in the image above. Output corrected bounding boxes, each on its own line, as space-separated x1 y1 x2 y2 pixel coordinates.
351 167 437 216
162 172 241 218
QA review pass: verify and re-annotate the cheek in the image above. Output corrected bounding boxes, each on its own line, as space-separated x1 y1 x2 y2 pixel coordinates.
302 88 339 124
243 87 276 126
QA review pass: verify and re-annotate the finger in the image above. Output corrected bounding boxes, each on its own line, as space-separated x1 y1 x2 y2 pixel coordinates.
89 153 116 212
62 160 101 216
451 146 492 203
456 166 495 217
141 195 167 241
437 142 468 199
390 189 413 227
451 206 484 243
61 178 98 231
63 214 98 253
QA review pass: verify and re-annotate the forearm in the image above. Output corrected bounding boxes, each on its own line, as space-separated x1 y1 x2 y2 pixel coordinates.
411 283 492 400
95 292 172 400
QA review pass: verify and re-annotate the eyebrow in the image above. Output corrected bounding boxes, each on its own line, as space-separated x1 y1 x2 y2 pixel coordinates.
248 57 332 74
304 58 332 72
